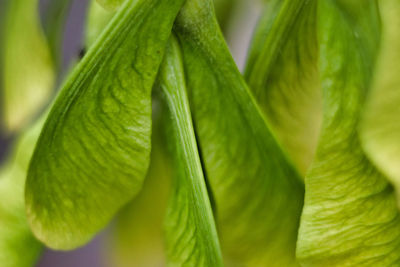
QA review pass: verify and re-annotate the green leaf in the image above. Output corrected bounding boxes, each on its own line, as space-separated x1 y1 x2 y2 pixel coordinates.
108 102 171 267
160 36 223 267
175 0 304 265
2 0 55 132
86 2 168 265
213 0 238 30
297 1 400 265
244 0 321 176
96 0 125 11
25 0 185 250
360 0 400 204
0 118 45 267
85 0 116 49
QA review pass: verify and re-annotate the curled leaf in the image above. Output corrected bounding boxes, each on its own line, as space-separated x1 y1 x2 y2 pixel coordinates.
175 0 304 265
245 0 321 176
160 37 223 267
26 0 185 250
360 0 400 205
297 1 400 265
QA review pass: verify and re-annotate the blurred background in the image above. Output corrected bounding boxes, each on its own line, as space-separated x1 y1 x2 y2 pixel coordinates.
0 0 262 266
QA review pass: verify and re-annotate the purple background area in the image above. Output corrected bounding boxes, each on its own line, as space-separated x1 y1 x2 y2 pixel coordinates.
37 233 108 267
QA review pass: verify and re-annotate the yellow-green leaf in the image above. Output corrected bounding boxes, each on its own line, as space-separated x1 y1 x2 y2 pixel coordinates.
108 103 171 267
25 0 185 250
245 0 321 176
2 0 55 132
297 1 400 265
361 0 400 205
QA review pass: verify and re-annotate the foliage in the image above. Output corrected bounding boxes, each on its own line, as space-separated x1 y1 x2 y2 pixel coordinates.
1 0 400 266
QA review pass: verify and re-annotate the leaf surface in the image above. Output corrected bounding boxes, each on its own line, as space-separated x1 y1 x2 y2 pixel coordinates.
2 0 55 132
175 1 304 265
297 1 400 265
160 37 223 267
26 0 185 250
109 109 170 267
360 0 400 204
245 0 321 176
85 2 169 265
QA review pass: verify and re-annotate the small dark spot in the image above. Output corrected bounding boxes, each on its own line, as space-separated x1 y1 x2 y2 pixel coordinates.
156 50 161 54
79 48 86 59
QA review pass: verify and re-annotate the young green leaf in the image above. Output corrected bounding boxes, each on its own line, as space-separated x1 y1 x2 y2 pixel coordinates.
160 37 223 267
245 0 321 176
0 118 45 267
2 0 55 132
297 1 400 265
360 0 400 204
25 0 185 250
175 1 304 265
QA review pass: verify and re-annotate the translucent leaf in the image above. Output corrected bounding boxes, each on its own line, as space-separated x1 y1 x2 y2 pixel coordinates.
361 0 400 205
0 118 45 267
25 0 185 250
244 0 321 176
160 37 223 267
297 1 400 265
175 0 304 265
2 0 55 132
